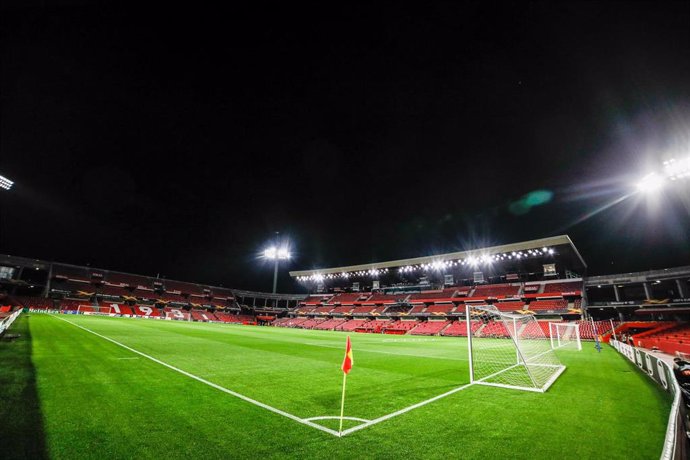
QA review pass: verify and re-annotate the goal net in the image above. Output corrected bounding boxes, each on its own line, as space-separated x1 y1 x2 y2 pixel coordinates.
466 304 565 393
549 322 582 351
77 305 113 316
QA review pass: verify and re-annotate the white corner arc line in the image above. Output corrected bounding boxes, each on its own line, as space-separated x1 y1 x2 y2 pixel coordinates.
340 382 474 436
304 416 371 423
51 315 340 437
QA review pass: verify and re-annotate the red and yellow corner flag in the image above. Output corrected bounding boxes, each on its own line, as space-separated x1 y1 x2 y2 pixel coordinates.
341 336 353 374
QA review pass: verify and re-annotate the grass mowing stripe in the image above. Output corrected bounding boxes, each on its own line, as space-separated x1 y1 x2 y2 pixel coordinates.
51 314 342 437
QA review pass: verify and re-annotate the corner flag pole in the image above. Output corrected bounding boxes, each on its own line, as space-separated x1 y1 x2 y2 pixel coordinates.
339 335 353 437
338 372 347 436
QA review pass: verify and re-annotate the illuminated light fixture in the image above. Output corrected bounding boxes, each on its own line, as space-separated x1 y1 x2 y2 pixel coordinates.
664 156 690 181
542 247 548 252
263 242 292 293
636 172 665 193
548 249 554 254
0 174 14 191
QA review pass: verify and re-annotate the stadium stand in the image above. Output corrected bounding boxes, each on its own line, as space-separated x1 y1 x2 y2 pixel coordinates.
191 309 218 322
351 306 374 315
409 320 450 335
367 293 402 303
337 319 370 331
299 318 326 329
15 296 54 310
441 320 482 337
98 284 133 297
472 283 520 298
103 271 146 287
328 292 366 304
59 299 90 311
479 320 510 337
358 319 392 332
99 302 134 315
133 305 161 317
312 318 347 330
382 320 419 334
541 281 583 294
272 317 308 328
215 312 254 324
527 299 568 311
494 301 524 312
163 307 191 321
330 305 354 315
425 304 456 314
407 288 458 300
408 305 427 314
577 320 620 339
301 295 332 305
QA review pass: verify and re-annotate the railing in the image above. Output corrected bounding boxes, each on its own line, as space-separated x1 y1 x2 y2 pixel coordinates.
0 309 22 334
610 339 688 460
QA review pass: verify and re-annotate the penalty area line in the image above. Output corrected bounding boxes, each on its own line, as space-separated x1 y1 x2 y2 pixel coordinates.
51 315 340 437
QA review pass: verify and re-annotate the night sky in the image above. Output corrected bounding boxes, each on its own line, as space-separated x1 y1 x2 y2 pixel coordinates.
1 2 689 292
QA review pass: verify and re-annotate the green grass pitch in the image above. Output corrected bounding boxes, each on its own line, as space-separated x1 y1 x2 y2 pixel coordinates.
0 313 672 459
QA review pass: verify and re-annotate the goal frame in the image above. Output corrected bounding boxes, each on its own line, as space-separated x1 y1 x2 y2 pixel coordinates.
77 304 113 315
549 322 582 351
466 304 566 393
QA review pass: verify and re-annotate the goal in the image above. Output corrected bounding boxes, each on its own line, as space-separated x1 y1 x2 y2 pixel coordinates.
466 304 565 393
549 322 582 351
77 304 113 315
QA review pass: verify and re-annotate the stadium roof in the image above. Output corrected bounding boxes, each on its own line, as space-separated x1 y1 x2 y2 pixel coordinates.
289 234 586 278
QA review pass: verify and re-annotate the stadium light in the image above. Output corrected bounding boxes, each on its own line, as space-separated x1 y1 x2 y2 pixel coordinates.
0 174 14 191
636 173 665 193
664 156 690 181
262 243 291 293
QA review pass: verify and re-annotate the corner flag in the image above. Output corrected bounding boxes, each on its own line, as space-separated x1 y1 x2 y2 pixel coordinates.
342 336 353 374
339 336 353 435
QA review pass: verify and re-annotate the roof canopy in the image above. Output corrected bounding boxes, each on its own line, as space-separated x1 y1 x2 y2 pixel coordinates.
290 234 586 279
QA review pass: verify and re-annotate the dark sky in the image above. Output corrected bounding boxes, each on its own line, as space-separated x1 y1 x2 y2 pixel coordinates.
1 2 689 292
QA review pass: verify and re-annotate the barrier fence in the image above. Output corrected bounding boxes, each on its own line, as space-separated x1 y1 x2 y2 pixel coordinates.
0 309 22 334
610 339 689 460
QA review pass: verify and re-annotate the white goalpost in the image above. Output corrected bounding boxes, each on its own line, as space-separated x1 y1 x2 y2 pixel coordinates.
466 304 565 393
549 322 582 351
76 304 113 316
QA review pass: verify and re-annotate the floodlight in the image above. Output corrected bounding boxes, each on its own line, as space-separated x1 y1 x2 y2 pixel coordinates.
264 247 277 258
664 156 690 181
0 174 14 191
636 173 664 193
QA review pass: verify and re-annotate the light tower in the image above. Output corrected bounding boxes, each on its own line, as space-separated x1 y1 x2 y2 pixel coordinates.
0 174 14 252
263 244 291 294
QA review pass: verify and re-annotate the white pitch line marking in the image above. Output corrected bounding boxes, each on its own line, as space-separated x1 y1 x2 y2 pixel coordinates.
304 416 371 423
51 315 340 437
340 382 475 436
